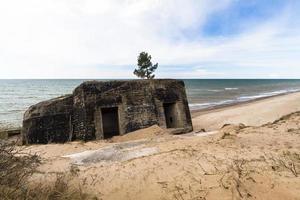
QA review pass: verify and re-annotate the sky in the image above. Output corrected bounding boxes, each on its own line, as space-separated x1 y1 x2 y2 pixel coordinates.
0 0 300 79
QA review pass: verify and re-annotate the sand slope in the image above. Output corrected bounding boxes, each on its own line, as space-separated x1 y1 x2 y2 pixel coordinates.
25 114 300 200
22 93 300 200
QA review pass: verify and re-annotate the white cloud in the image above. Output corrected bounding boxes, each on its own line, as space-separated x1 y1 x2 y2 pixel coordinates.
0 0 299 78
175 68 226 78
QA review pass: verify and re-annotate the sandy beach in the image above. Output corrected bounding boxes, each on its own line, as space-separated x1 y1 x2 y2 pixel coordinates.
192 92 300 131
15 91 300 200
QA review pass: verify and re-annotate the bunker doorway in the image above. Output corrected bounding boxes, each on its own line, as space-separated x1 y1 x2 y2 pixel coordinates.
163 103 178 128
101 107 120 139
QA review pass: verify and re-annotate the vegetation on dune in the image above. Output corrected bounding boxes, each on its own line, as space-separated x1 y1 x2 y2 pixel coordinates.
0 141 97 200
0 141 40 199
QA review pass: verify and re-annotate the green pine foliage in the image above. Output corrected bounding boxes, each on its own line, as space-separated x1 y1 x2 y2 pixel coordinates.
133 52 158 79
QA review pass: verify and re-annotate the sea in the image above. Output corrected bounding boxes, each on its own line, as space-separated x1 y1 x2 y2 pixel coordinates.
1 79 300 129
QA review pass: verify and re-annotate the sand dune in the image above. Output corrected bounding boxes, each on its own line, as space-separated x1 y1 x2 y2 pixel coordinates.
22 92 300 200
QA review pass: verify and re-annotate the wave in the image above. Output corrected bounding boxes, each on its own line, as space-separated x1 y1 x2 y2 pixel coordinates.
189 100 236 110
225 88 238 90
207 89 222 92
188 89 222 92
238 89 300 101
189 88 300 110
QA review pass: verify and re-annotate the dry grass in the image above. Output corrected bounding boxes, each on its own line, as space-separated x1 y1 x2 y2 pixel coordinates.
267 151 300 177
0 140 40 199
25 174 97 200
220 159 254 200
0 141 97 200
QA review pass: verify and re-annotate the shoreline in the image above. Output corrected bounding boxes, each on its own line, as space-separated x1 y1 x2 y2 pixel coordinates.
1 91 300 132
192 91 300 131
191 91 300 117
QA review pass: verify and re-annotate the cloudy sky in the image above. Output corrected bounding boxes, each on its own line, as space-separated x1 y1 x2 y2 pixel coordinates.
1 0 300 79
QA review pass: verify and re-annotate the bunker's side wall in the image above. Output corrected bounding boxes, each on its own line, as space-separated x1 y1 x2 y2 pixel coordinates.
22 95 73 144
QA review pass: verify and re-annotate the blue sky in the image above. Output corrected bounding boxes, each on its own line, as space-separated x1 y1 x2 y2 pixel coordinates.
202 0 285 37
0 0 300 78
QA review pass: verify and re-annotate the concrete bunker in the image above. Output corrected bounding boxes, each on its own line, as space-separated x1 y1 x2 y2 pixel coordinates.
101 107 120 139
163 102 179 128
22 79 193 144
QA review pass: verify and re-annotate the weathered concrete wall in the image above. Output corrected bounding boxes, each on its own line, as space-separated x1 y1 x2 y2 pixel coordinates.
22 95 73 144
22 79 193 144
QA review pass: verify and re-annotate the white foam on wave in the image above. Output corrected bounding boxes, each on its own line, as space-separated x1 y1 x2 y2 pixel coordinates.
238 89 300 100
225 88 239 90
188 89 222 93
189 88 300 110
189 99 236 110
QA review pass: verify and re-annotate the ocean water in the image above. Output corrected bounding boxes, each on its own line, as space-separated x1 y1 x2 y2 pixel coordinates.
1 79 300 128
186 79 300 109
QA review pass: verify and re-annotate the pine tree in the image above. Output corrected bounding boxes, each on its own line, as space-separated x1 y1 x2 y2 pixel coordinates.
133 52 158 79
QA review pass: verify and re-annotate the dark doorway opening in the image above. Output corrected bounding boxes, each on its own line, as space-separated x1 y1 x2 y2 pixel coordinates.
101 107 120 139
163 103 178 128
